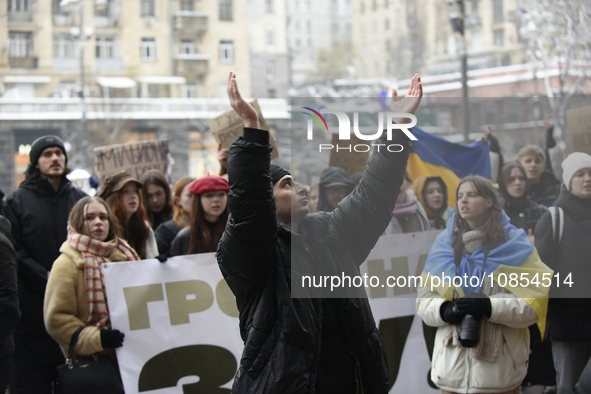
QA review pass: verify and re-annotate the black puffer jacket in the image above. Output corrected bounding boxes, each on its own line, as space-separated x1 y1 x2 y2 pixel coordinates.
155 219 182 256
535 185 591 341
317 166 354 213
0 215 19 356
217 128 411 393
4 176 86 362
530 171 561 207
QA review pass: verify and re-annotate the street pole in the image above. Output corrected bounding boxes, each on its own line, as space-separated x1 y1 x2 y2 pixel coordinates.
458 0 470 143
78 0 88 155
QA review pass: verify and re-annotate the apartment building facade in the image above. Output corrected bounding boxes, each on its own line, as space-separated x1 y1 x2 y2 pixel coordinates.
1 0 252 99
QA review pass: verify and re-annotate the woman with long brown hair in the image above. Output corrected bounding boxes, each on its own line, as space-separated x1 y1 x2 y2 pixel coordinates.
44 196 139 364
417 175 551 394
169 175 229 256
154 176 196 255
139 170 173 230
98 171 158 259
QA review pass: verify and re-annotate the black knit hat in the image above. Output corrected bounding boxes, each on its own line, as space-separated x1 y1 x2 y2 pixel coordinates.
270 164 290 186
28 135 67 170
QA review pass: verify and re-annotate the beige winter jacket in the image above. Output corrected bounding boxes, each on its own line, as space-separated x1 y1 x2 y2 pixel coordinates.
44 241 131 357
417 285 538 393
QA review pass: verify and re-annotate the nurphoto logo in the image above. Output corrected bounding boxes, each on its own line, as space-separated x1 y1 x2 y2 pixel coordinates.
302 107 417 152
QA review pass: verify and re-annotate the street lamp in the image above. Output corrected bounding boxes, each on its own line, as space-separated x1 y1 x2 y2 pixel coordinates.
449 0 470 143
60 0 93 163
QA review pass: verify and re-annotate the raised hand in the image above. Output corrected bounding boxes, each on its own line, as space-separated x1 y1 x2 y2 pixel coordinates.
227 72 260 129
390 74 423 123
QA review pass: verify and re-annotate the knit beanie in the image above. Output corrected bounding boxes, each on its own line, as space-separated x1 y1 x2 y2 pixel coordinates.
189 175 230 195
562 152 591 191
270 164 290 186
26 135 67 175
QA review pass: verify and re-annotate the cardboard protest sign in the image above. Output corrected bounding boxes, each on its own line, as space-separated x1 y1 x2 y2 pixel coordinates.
566 106 591 155
94 140 169 182
208 100 279 158
328 133 370 175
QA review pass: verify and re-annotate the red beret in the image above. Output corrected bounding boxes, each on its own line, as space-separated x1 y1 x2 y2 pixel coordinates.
189 175 230 195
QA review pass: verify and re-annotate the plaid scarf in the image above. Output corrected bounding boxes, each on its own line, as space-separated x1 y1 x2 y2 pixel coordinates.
67 226 140 327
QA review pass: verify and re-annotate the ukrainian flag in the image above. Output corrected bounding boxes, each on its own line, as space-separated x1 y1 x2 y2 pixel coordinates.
409 127 491 207
420 211 553 339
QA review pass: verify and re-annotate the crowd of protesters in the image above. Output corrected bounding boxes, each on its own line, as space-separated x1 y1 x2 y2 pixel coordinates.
0 72 589 394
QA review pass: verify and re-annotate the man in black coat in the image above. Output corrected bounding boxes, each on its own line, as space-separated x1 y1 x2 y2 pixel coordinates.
0 215 20 393
217 72 422 393
4 135 86 394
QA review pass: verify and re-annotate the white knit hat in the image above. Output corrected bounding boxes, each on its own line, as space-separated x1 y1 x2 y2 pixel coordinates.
562 152 591 191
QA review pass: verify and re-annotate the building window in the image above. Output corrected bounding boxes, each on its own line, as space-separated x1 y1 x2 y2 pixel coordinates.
141 0 155 16
471 31 481 51
295 38 300 47
265 0 273 13
95 36 115 58
492 0 503 24
373 20 378 33
267 89 276 98
148 84 159 98
219 40 234 63
95 0 115 17
185 82 197 98
307 38 312 47
180 39 196 54
471 0 479 15
180 0 194 11
140 38 156 61
385 39 391 50
332 23 339 33
384 19 389 30
447 34 456 54
372 41 379 54
266 62 274 82
360 2 365 13
384 0 389 7
219 0 232 20
331 0 338 13
267 30 274 45
307 20 311 34
494 29 504 46
372 0 377 11
9 32 32 57
8 0 30 12
53 34 76 58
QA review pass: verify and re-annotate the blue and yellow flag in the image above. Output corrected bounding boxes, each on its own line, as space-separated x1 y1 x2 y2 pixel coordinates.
420 212 553 339
409 127 491 207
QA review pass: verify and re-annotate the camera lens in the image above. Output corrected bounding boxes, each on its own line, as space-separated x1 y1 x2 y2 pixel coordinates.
459 314 480 348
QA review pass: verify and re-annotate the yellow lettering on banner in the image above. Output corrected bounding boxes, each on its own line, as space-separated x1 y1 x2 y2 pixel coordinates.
368 257 411 298
215 279 239 318
165 280 214 325
124 284 165 331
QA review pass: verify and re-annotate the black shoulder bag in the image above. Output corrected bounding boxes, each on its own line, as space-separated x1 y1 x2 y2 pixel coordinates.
54 326 125 394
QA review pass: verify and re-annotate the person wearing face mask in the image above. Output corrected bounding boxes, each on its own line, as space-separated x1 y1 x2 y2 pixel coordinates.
139 170 173 230
410 175 454 230
169 175 230 256
417 175 551 394
154 177 196 256
535 153 591 394
44 197 139 376
98 172 158 259
316 167 354 213
517 145 561 207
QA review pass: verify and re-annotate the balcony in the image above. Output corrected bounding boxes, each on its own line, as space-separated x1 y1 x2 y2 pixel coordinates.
53 13 77 26
94 15 118 28
96 57 124 72
9 57 37 69
8 11 33 23
53 57 79 71
176 54 210 77
175 11 208 32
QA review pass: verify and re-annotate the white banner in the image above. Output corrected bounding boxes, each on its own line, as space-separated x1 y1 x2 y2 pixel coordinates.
103 231 442 393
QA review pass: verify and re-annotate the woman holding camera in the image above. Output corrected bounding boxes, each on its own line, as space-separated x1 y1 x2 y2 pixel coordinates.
417 175 551 394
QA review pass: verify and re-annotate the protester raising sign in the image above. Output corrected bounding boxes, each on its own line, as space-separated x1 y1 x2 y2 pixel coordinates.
566 105 591 155
94 140 170 182
208 100 279 158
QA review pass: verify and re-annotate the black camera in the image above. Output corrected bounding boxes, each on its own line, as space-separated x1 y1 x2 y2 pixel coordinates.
452 302 480 348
